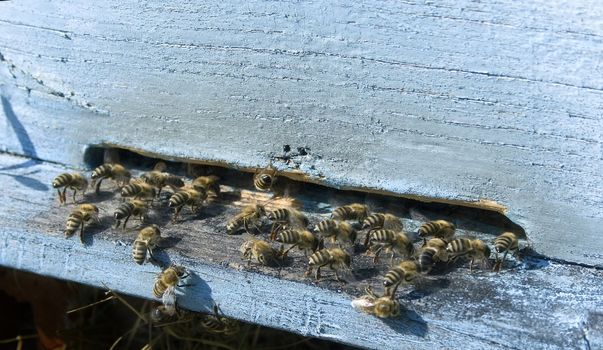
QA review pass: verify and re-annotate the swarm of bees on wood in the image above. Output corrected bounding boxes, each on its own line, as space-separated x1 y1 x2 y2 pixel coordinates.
52 156 524 325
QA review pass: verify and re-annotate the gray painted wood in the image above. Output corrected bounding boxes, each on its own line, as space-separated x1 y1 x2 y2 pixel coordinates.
1 0 602 267
0 153 602 350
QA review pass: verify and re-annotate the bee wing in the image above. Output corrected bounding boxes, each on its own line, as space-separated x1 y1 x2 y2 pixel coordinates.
409 207 430 222
103 148 120 164
351 296 376 314
339 263 358 284
162 286 177 311
153 161 167 172
383 218 403 231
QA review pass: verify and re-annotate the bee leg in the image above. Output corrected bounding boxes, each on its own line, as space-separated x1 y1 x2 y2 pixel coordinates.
114 220 121 229
333 267 346 284
363 231 372 248
172 206 182 223
95 178 104 194
282 244 297 258
157 187 163 199
123 214 131 229
61 187 68 204
314 266 322 281
469 258 474 273
72 189 77 203
390 251 396 266
79 222 86 244
373 246 383 265
389 282 401 299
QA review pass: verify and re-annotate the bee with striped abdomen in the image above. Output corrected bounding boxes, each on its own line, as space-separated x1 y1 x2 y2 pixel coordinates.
132 225 161 264
367 229 414 264
493 232 519 272
192 175 221 199
352 286 401 319
226 204 266 235
275 229 320 257
141 163 185 198
91 163 131 194
314 219 357 246
120 180 157 201
153 265 188 319
307 248 352 282
64 204 99 243
114 199 149 229
168 187 207 222
446 238 491 272
266 207 309 240
417 220 455 245
383 260 420 296
361 213 403 246
52 173 88 204
240 238 281 266
253 165 277 192
418 238 449 272
331 203 369 224
200 304 241 336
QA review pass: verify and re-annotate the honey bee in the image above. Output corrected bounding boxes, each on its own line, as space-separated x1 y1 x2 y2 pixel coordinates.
307 248 352 282
141 164 185 198
351 286 401 318
153 265 188 308
493 232 519 272
52 173 88 204
418 238 449 272
266 208 309 240
446 238 491 272
253 165 277 192
331 203 369 224
240 238 281 266
91 163 131 194
120 180 157 201
226 204 266 234
361 213 403 246
64 204 99 243
114 199 149 229
383 260 420 296
192 175 221 198
132 225 161 264
275 229 320 257
367 229 414 264
168 187 207 222
314 219 357 246
417 220 455 244
200 304 241 336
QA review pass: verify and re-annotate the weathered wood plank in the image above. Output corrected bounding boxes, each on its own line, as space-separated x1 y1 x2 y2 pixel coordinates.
1 0 601 266
0 153 601 349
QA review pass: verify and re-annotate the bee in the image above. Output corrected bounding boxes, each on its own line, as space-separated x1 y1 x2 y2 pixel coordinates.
91 163 131 194
226 204 266 234
446 238 491 272
168 187 207 222
132 225 161 264
367 229 414 264
361 213 403 246
240 238 281 266
351 286 400 318
141 168 185 198
275 229 320 257
383 260 420 296
64 204 99 243
113 199 149 229
307 248 352 282
331 203 369 224
493 232 519 272
52 173 88 204
153 265 188 306
200 304 241 336
266 208 309 240
418 238 449 272
192 175 221 198
314 219 357 246
253 165 277 192
417 220 455 244
120 180 157 201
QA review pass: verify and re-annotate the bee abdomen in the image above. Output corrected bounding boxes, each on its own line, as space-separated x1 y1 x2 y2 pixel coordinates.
254 173 274 191
447 238 472 255
132 240 148 264
315 219 337 236
277 230 300 244
92 164 112 179
309 250 331 266
370 229 396 243
114 202 134 219
494 233 518 252
383 266 404 287
52 173 73 188
169 192 189 207
418 222 437 237
121 183 142 197
362 213 385 229
165 176 185 189
419 248 437 272
64 211 84 237
268 208 289 221
153 281 167 298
